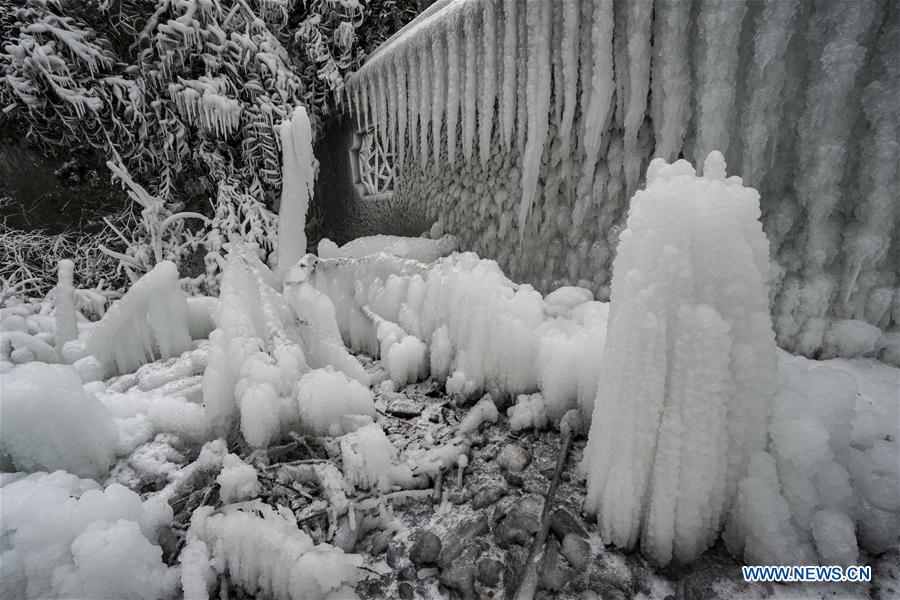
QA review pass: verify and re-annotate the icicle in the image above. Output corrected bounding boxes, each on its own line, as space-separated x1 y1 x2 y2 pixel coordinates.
478 0 497 165
462 6 478 163
839 13 899 314
397 56 408 167
515 1 528 154
650 0 692 161
622 0 653 200
432 31 446 166
446 22 461 165
377 72 388 154
353 85 361 131
387 61 399 160
361 75 370 131
558 0 580 152
551 3 564 125
796 0 878 276
691 0 749 163
407 50 418 165
580 0 615 192
500 0 518 152
419 39 432 169
517 1 552 239
739 0 800 186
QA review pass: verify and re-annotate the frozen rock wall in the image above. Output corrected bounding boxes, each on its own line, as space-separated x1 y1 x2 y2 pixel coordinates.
338 0 899 363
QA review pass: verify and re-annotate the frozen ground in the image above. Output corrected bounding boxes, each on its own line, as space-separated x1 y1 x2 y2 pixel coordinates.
2 342 898 599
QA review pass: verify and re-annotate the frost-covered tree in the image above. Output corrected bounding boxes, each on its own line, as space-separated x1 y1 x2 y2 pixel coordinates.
1 0 417 293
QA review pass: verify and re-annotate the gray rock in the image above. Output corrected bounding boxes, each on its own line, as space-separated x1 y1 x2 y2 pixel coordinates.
498 444 532 472
496 494 543 546
549 507 588 541
472 482 508 509
397 581 414 600
503 546 529 599
369 530 392 555
503 470 524 487
476 558 503 587
410 531 442 565
398 565 417 581
678 566 752 600
440 514 490 567
386 397 424 418
439 544 480 599
561 533 591 570
540 536 575 592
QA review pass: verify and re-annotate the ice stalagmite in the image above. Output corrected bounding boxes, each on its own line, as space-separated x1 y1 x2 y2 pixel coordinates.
276 106 316 278
582 153 777 566
518 0 552 239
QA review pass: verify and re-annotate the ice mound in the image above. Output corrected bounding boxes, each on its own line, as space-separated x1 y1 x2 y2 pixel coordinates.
317 234 458 263
0 471 176 599
582 153 777 566
727 351 900 565
182 502 362 600
339 422 398 491
296 367 376 436
1 362 117 479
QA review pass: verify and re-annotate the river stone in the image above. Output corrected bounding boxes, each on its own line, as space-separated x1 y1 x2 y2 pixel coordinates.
498 444 532 472
410 531 442 565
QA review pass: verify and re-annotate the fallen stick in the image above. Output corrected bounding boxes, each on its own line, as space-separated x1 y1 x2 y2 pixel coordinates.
513 410 581 600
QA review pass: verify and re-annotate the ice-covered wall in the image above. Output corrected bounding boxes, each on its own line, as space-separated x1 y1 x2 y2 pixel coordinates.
340 0 899 361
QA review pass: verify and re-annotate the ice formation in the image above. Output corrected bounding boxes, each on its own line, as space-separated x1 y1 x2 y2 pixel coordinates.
346 0 899 363
182 502 362 600
582 154 777 566
312 251 607 422
85 261 192 376
216 453 261 504
726 351 900 565
317 234 458 263
277 106 316 278
296 368 376 437
0 471 176 600
1 363 117 479
339 422 399 492
507 393 548 433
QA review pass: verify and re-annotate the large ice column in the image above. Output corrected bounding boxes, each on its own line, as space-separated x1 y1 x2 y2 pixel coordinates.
582 153 777 566
276 106 316 279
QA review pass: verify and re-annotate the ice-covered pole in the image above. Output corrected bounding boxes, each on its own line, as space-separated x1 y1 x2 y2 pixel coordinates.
54 259 78 352
581 152 777 567
277 106 317 279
